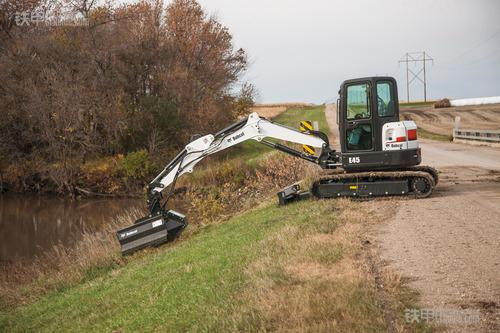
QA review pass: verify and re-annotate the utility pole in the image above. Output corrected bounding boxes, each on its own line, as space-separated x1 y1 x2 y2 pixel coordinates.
398 52 434 102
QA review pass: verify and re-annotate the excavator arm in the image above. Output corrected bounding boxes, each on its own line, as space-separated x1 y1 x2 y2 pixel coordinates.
116 112 339 255
146 112 337 215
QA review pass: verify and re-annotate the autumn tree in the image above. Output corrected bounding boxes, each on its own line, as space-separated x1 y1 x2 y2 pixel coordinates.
165 0 248 132
0 0 253 195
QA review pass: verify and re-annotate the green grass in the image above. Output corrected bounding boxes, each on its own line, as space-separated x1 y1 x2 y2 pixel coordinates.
399 101 435 108
0 200 333 332
0 201 284 332
273 105 329 134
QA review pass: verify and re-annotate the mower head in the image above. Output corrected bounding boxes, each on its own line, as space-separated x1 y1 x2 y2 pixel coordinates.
277 183 311 205
116 210 187 255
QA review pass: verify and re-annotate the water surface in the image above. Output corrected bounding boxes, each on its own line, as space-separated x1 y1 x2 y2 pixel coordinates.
0 195 144 261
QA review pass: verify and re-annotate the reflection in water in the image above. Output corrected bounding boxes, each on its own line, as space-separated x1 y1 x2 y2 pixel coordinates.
0 195 144 261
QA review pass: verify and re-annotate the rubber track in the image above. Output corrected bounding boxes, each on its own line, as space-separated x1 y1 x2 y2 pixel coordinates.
311 167 437 199
402 165 439 185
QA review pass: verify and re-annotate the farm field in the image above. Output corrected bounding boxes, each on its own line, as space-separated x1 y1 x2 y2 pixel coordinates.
250 102 313 118
400 103 500 136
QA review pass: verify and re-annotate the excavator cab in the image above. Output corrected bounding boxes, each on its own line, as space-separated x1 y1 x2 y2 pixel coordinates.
338 77 421 171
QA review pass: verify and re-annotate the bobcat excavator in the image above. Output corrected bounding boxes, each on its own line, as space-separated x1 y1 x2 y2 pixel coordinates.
117 77 438 255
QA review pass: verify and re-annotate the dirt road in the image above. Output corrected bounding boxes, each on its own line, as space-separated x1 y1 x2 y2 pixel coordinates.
377 141 500 332
324 104 500 332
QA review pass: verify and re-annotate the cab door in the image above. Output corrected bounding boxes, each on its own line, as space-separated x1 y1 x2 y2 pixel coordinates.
372 78 399 151
339 77 400 153
340 81 374 153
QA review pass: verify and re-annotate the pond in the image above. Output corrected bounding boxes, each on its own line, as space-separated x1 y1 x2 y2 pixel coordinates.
0 194 145 262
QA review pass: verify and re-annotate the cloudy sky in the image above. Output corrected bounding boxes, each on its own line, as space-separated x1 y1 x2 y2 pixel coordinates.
195 0 500 103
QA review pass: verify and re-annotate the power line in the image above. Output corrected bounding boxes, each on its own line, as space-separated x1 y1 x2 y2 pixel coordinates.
445 26 500 66
398 52 434 102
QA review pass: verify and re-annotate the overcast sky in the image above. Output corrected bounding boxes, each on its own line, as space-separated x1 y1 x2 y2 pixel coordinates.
195 0 500 103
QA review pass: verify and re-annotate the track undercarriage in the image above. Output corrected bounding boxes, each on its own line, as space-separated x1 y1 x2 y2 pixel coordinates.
311 166 438 199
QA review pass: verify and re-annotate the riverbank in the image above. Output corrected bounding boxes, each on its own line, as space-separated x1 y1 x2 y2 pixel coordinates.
0 152 315 306
0 106 326 305
0 150 157 197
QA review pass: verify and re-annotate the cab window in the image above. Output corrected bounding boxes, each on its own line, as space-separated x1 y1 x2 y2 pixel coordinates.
346 83 371 120
376 81 395 117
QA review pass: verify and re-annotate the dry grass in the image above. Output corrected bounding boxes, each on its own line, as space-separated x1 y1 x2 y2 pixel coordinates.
433 98 451 108
211 198 437 332
211 199 384 332
180 153 321 224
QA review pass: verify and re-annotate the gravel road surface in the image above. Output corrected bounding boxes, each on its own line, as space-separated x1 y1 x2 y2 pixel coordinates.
381 141 500 333
325 104 500 332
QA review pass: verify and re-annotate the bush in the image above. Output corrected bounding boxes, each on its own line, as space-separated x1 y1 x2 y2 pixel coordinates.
119 150 154 179
434 98 451 108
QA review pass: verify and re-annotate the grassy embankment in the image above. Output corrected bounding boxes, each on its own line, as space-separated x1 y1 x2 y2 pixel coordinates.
1 198 434 332
0 105 436 332
0 106 326 309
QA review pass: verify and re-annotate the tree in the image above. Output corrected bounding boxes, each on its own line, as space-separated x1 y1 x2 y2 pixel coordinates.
165 0 248 132
0 0 254 195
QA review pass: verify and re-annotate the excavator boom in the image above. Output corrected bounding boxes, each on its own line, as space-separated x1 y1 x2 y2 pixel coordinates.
149 113 332 195
145 112 337 216
116 112 337 255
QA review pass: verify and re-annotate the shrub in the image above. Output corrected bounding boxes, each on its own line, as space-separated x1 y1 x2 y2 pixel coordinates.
119 150 154 179
434 98 451 108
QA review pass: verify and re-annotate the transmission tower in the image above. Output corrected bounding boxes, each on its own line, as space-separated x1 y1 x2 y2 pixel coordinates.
398 52 434 102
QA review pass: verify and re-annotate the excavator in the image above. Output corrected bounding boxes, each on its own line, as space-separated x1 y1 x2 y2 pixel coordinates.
117 77 438 255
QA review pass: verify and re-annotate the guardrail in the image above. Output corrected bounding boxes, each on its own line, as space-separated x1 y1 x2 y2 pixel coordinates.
453 129 500 142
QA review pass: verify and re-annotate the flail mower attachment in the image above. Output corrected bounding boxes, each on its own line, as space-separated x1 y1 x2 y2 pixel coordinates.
277 183 311 205
116 210 187 256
